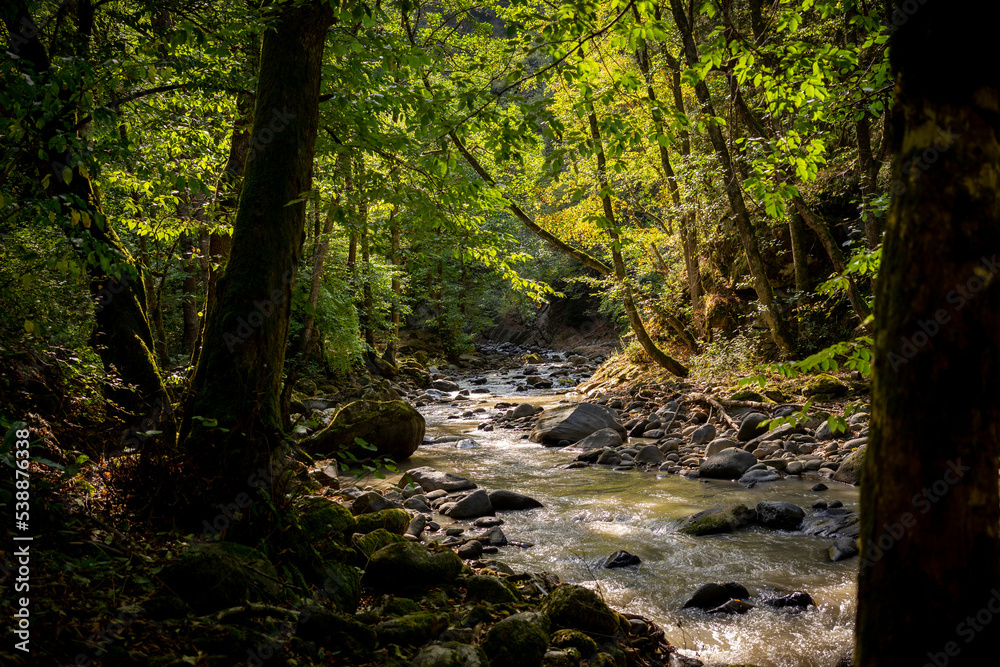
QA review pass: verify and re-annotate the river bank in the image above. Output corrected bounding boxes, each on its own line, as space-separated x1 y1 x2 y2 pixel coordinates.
310 343 865 666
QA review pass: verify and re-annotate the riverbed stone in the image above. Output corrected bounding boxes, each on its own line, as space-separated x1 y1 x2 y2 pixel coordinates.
602 550 641 568
704 438 737 458
530 403 626 445
738 413 770 441
682 582 751 610
690 423 717 445
457 540 483 560
573 427 624 450
739 468 782 485
431 379 461 392
756 501 805 530
465 574 521 604
828 537 860 561
679 504 757 536
832 445 866 485
489 489 543 511
511 403 536 419
407 466 477 492
634 445 666 465
699 449 757 479
444 489 494 519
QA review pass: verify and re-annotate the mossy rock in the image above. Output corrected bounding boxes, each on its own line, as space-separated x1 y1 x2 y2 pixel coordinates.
297 496 356 540
353 528 408 560
802 373 848 397
541 650 577 667
590 650 626 667
524 353 543 363
159 542 280 614
354 508 410 536
364 542 463 592
482 612 550 667
303 399 425 461
550 628 597 658
540 585 619 638
678 504 757 537
295 607 377 659
410 641 489 667
729 389 765 402
317 560 362 613
376 611 448 647
376 595 422 617
297 378 318 396
463 574 522 604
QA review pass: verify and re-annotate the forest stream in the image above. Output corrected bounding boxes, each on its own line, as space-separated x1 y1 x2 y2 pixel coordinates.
402 357 858 667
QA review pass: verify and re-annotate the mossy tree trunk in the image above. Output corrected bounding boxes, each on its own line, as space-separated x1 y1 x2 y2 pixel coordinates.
856 3 1000 664
179 1 333 516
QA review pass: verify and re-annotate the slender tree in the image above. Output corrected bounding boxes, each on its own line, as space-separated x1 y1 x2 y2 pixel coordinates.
856 2 1000 664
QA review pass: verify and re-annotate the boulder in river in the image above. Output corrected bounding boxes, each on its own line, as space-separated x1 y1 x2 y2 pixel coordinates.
699 449 757 480
679 504 757 536
738 468 782 485
488 489 543 511
756 501 805 530
602 550 641 568
529 403 626 446
442 489 494 519
431 379 461 391
303 399 425 461
407 466 477 492
682 582 751 610
511 403 536 419
828 537 860 561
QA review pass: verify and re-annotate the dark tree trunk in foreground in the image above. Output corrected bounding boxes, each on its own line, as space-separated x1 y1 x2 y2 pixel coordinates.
857 2 1000 664
179 1 332 518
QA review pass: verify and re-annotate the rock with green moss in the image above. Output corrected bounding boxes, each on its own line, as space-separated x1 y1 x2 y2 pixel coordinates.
482 612 551 667
303 399 425 461
376 611 448 646
376 595 422 617
353 528 408 560
550 628 598 658
354 508 411 535
463 574 522 604
590 650 626 667
364 542 463 591
159 542 280 614
540 585 619 637
730 389 766 402
318 560 362 613
295 607 377 659
410 642 489 667
297 496 356 540
541 650 577 667
678 504 757 536
802 373 848 398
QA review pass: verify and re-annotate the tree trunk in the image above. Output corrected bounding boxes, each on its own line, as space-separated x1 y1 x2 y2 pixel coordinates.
668 0 795 353
787 212 810 294
586 105 689 378
179 1 333 519
632 16 705 338
856 3 1000 664
383 204 402 365
792 197 872 323
180 232 200 356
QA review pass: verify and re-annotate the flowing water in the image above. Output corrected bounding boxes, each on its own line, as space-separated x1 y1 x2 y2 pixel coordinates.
407 365 858 667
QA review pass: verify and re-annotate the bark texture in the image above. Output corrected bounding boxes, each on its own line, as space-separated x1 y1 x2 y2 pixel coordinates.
856 2 1000 664
180 1 333 513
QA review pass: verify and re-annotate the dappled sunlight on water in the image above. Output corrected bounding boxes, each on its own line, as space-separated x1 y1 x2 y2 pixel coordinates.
409 374 858 667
